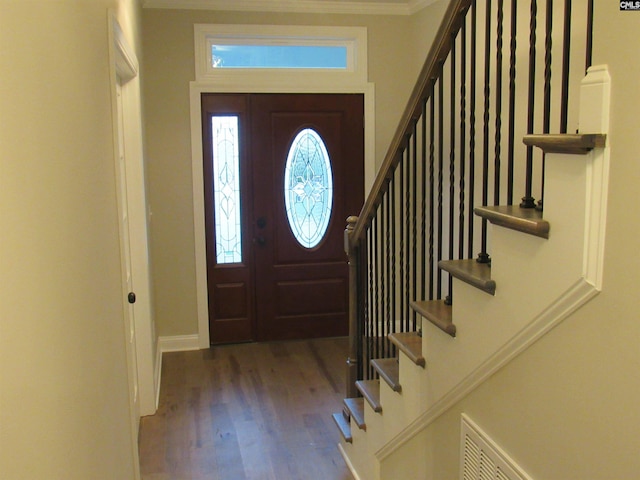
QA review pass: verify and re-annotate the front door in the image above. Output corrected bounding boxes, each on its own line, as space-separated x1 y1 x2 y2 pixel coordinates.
202 93 364 344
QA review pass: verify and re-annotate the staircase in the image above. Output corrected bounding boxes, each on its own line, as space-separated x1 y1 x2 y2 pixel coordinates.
332 1 609 479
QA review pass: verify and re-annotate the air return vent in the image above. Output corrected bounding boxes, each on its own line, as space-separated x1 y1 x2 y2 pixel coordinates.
460 414 532 480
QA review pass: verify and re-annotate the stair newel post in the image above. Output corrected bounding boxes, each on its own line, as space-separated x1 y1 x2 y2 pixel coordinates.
345 215 360 399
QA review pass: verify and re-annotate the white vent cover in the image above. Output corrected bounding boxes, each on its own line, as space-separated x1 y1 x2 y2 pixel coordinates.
460 414 532 480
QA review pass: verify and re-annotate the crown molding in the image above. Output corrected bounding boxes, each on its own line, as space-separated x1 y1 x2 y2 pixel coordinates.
142 0 439 16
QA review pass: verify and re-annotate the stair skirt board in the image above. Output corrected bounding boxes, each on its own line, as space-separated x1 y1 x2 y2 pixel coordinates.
338 443 363 480
377 278 598 463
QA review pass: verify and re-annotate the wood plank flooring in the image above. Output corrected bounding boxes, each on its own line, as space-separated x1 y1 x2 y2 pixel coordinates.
139 337 353 480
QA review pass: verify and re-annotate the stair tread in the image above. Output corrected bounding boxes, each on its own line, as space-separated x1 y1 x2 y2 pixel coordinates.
355 379 382 413
332 412 352 443
439 258 495 295
371 358 401 392
475 205 550 239
343 397 366 430
410 299 456 337
523 133 606 154
388 332 425 367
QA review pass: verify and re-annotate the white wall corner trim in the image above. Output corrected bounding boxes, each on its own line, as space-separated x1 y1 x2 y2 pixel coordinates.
111 15 138 82
154 339 163 409
376 65 612 462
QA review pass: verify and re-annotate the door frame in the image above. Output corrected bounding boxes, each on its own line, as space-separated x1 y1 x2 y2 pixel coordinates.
109 13 157 421
190 80 375 348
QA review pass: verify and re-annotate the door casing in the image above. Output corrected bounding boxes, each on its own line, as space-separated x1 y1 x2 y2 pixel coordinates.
109 14 157 422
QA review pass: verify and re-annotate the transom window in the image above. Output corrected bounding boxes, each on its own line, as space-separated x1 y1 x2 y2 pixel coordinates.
194 24 367 83
211 44 347 69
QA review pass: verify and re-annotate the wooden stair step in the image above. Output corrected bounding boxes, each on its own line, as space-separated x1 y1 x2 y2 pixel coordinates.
332 412 352 443
343 397 366 431
439 258 495 295
475 205 550 239
410 299 456 337
355 379 382 413
523 133 606 154
388 332 425 367
371 358 401 392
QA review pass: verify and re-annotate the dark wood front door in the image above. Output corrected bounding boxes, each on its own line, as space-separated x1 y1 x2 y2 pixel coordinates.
202 93 364 344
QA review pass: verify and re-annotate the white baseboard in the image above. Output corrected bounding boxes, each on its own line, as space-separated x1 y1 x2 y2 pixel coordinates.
338 443 362 480
158 334 201 353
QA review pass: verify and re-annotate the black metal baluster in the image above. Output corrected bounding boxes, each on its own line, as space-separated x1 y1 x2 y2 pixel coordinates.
507 0 517 204
367 227 374 379
357 238 366 381
459 21 467 260
398 155 405 332
494 0 504 206
447 32 457 305
437 72 445 298
385 185 391 352
537 0 553 211
468 1 477 259
429 85 436 301
585 0 593 71
405 141 412 332
372 215 379 364
421 98 428 305
380 192 387 358
411 122 418 331
521 0 538 209
559 0 572 134
478 0 492 264
390 173 397 338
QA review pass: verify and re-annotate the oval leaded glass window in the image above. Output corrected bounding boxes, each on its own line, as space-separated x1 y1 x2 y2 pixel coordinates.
284 128 333 249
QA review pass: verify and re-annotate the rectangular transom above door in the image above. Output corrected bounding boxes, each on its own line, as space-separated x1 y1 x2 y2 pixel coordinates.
201 93 364 344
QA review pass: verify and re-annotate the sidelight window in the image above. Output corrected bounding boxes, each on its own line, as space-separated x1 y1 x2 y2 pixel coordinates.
211 116 242 264
284 128 333 249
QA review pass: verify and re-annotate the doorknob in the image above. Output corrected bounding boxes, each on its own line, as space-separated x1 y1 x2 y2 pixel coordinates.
254 236 266 246
128 292 136 304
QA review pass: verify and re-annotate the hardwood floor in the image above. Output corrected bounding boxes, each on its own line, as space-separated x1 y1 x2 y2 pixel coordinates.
139 337 353 480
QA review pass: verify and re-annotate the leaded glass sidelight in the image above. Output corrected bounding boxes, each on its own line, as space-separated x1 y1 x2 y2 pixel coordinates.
284 128 333 249
212 116 242 264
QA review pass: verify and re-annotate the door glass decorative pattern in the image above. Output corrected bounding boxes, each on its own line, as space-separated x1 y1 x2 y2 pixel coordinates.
212 116 242 264
284 128 333 249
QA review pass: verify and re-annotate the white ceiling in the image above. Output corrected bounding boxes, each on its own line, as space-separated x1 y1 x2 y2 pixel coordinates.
141 0 439 16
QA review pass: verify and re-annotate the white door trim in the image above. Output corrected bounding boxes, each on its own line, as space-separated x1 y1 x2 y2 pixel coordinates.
109 13 158 420
190 81 375 348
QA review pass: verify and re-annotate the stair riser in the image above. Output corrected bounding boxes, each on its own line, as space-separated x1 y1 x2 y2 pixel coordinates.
421 152 590 410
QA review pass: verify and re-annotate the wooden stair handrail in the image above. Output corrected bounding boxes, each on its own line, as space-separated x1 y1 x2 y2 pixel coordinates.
350 0 472 246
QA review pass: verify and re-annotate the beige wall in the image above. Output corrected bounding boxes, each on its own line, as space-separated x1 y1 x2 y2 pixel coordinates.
381 4 640 479
142 6 450 337
0 1 142 478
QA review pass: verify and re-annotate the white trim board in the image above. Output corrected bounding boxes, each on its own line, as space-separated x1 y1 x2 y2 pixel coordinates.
143 0 439 16
158 334 201 353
